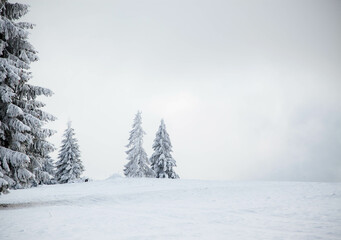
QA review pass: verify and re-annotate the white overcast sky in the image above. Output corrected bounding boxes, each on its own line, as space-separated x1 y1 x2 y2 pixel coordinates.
19 0 341 181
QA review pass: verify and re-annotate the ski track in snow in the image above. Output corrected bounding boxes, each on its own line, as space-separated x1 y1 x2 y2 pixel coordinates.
0 178 340 240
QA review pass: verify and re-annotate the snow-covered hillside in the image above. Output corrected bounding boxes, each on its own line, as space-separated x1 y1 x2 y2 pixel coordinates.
0 178 340 240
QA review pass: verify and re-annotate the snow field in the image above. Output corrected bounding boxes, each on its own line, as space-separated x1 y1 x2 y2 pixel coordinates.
0 178 340 240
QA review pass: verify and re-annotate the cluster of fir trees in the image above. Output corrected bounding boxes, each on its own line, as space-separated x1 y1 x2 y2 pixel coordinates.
124 111 179 179
35 122 84 185
0 1 178 196
0 1 85 195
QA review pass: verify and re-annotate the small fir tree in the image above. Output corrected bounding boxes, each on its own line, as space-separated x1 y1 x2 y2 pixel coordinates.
55 122 84 183
43 155 55 177
0 170 9 194
150 119 179 179
41 155 56 184
124 111 155 178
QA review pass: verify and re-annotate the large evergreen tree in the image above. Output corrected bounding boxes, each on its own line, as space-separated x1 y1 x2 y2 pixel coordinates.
55 122 84 183
150 119 179 179
124 111 155 178
0 1 55 194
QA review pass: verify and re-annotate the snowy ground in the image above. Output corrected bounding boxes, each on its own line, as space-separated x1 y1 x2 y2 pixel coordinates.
0 177 340 240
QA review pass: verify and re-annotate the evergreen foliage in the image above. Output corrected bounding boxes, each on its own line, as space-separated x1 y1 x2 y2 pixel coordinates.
41 155 56 184
55 122 84 183
0 1 55 194
150 119 179 179
43 155 55 177
124 111 155 178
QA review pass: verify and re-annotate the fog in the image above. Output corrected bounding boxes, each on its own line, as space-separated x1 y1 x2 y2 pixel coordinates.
21 0 341 181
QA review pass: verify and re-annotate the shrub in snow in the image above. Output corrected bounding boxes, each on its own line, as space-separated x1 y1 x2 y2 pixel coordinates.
68 177 91 183
150 119 179 179
0 1 55 193
124 111 155 178
55 122 84 184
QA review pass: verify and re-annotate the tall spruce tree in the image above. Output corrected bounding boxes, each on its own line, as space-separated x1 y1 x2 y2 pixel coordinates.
0 1 55 194
55 122 84 183
150 119 179 179
124 111 155 178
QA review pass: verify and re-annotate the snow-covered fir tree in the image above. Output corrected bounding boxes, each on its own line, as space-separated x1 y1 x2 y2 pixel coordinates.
41 155 56 184
150 119 179 179
43 155 55 177
55 122 84 183
0 1 55 194
124 111 155 178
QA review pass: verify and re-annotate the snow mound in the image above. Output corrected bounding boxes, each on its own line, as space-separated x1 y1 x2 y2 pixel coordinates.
107 173 124 180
